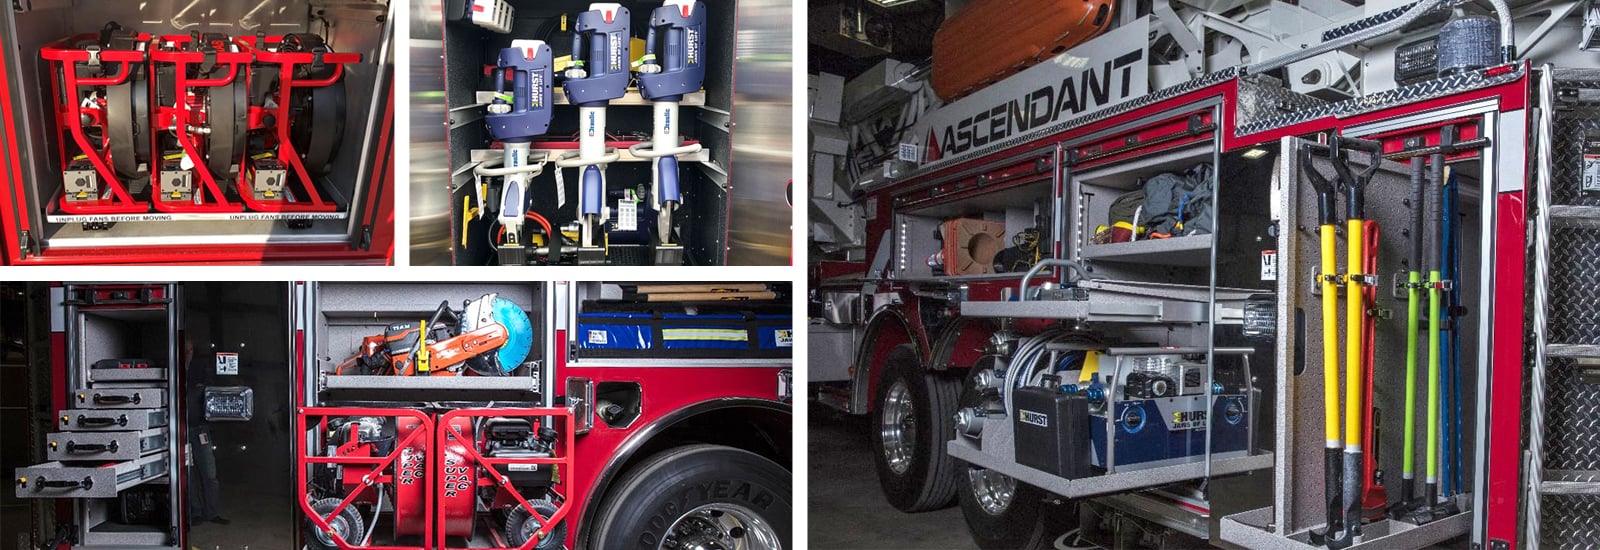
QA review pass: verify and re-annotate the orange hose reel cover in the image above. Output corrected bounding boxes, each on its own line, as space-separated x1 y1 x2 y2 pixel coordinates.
932 0 1115 102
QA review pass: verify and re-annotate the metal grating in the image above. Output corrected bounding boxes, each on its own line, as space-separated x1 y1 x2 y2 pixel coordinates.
1548 97 1600 208
1542 494 1600 547
1234 65 1525 137
1532 70 1600 549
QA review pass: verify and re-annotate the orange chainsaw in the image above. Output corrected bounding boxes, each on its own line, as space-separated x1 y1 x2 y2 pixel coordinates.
335 293 533 376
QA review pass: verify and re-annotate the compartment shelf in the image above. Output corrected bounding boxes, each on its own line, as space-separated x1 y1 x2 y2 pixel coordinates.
469 146 710 165
320 374 540 393
474 88 705 107
1080 234 1213 266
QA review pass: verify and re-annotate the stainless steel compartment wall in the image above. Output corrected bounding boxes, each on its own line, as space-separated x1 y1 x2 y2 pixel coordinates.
1278 143 1482 534
1 0 391 251
312 282 544 375
415 0 792 265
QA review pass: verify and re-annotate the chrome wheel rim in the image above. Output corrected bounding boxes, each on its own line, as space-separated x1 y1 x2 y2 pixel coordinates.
880 380 916 475
968 466 1016 516
658 503 782 550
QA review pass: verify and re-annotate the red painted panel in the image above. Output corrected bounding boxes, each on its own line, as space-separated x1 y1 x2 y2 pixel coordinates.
0 31 31 263
1486 191 1526 546
557 366 786 547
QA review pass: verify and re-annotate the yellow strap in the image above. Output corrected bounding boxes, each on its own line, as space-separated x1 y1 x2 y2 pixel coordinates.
461 196 478 247
415 320 431 373
1078 351 1100 384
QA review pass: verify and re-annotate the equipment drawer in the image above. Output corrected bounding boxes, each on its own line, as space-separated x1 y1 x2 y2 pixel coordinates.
46 428 168 462
85 367 169 383
68 388 167 409
13 452 169 499
56 408 168 431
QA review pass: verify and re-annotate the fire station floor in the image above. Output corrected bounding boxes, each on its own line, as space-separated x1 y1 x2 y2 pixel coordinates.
808 402 979 550
186 484 291 550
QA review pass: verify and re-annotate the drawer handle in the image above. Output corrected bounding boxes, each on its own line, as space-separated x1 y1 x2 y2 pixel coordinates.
66 440 118 454
34 476 93 492
77 414 127 428
92 393 138 405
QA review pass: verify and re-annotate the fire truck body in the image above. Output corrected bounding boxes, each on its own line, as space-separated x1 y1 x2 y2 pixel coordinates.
809 1 1595 547
16 281 791 549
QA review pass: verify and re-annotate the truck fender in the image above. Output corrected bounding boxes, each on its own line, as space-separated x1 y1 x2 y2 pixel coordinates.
851 306 927 413
926 317 997 372
575 398 790 548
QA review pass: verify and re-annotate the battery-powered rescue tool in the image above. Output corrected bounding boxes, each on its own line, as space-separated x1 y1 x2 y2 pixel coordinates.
557 3 629 264
333 294 534 377
632 0 707 265
476 40 555 266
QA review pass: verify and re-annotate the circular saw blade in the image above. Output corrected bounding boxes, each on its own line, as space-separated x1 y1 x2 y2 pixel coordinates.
463 296 532 374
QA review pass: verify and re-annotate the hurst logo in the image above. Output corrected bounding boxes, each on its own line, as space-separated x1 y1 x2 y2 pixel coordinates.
687 28 699 65
917 17 1150 166
1019 409 1049 428
529 72 544 108
608 31 624 72
1170 409 1207 431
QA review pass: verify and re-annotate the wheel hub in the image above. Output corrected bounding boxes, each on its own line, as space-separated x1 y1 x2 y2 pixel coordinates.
314 515 352 546
659 504 781 550
968 467 1017 516
881 380 917 475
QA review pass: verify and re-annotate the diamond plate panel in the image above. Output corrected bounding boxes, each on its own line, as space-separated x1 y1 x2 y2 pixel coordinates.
1541 494 1600 548
1235 65 1526 137
1234 75 1329 129
1536 70 1600 548
1548 90 1600 207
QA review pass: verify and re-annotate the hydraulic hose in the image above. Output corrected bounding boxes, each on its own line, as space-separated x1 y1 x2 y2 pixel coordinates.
364 485 383 545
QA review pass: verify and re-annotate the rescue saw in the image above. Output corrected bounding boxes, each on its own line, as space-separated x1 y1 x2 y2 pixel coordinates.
334 294 533 377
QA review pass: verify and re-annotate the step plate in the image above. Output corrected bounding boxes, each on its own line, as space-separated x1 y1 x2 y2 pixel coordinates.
1538 70 1600 548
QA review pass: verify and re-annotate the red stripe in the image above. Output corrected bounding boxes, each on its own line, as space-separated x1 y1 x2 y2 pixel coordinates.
1486 191 1526 546
360 83 396 261
0 30 31 263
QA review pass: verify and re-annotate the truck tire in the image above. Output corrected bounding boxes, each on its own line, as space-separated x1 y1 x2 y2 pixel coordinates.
871 345 959 512
957 464 1076 550
591 444 790 550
